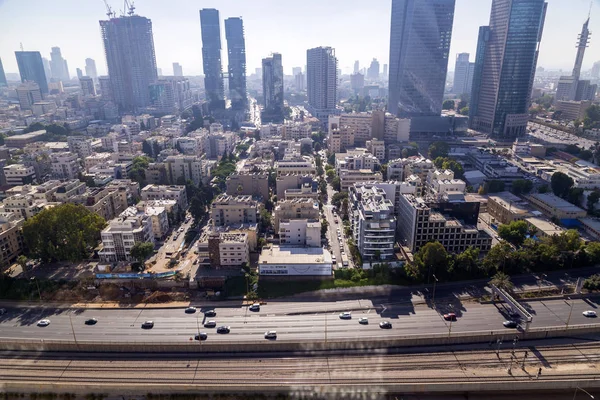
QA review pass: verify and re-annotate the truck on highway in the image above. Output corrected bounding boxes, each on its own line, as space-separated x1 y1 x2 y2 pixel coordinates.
341 254 349 267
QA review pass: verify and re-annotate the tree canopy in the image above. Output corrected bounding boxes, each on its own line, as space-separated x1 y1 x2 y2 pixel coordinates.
511 179 533 196
442 100 455 110
23 204 106 263
129 156 152 188
130 242 154 263
498 220 529 247
428 141 449 160
551 171 574 198
433 157 464 179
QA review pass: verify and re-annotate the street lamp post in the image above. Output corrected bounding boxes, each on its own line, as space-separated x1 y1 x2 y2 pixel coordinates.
31 277 42 301
573 386 595 400
432 274 439 310
566 297 575 329
68 314 79 350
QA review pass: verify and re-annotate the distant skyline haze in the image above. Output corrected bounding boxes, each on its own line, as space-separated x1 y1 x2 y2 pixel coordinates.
0 0 599 78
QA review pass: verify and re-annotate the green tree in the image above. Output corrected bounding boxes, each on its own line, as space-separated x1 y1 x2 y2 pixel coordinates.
16 255 28 277
259 209 272 233
442 99 455 110
567 187 584 206
583 104 600 129
459 106 469 116
22 204 106 263
434 157 464 179
129 242 154 264
409 242 449 281
326 169 336 182
511 179 533 195
498 220 529 247
538 184 550 194
482 180 505 194
321 220 329 239
482 241 512 274
331 176 341 192
489 271 514 292
331 192 348 209
129 156 152 188
551 171 574 198
584 242 600 264
453 247 479 273
428 141 449 160
587 191 600 213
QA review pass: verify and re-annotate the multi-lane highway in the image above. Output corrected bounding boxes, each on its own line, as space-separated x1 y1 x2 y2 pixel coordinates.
0 298 598 343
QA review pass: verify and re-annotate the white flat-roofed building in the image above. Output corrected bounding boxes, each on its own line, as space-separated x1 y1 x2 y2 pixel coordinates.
84 153 113 171
580 218 600 240
284 182 319 200
427 169 454 185
141 184 188 211
488 192 532 224
121 204 169 240
258 245 333 277
273 198 320 231
279 219 321 247
430 179 466 197
281 122 312 140
260 123 282 139
3 164 36 186
335 149 380 174
5 130 47 148
207 232 250 269
365 139 386 162
275 155 317 177
524 217 565 239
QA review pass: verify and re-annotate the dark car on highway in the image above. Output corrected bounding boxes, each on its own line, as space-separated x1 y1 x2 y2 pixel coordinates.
443 313 456 321
84 318 98 325
204 310 216 317
141 321 154 329
503 320 518 329
217 326 230 334
194 332 208 341
379 321 392 329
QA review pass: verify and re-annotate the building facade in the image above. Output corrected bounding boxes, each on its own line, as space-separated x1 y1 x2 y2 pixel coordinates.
306 47 338 120
15 51 49 94
225 17 247 110
262 53 284 123
388 0 455 117
469 0 547 138
200 9 225 109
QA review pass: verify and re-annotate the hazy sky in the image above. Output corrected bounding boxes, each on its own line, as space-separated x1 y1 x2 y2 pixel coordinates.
1 0 600 77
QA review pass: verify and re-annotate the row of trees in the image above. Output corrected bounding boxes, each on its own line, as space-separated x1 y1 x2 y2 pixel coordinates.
406 227 599 285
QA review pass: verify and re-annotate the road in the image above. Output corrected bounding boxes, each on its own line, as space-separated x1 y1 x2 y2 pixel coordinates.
325 183 353 269
149 213 195 272
0 298 598 343
1 342 600 397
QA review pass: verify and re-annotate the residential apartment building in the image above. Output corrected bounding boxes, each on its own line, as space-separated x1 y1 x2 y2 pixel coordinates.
0 212 25 268
275 155 317 176
208 232 250 269
4 165 36 186
350 185 397 262
211 194 259 227
140 185 188 211
122 204 169 240
50 152 81 180
397 194 492 254
279 219 321 247
306 46 338 121
339 169 382 192
164 155 205 186
335 149 380 174
67 136 94 158
273 198 320 231
99 213 154 263
276 175 316 199
226 173 269 200
281 122 312 140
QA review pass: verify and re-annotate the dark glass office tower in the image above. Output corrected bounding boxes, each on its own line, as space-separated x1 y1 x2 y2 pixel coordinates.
388 0 455 117
200 9 225 109
262 53 284 123
0 58 7 87
100 14 158 112
15 51 49 94
225 17 247 111
470 0 547 138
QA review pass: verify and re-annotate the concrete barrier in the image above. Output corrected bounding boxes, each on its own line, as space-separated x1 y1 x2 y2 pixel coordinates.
1 324 599 354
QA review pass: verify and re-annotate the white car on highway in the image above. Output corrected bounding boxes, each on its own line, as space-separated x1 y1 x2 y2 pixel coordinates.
37 319 50 327
583 310 597 318
264 330 277 339
339 312 352 319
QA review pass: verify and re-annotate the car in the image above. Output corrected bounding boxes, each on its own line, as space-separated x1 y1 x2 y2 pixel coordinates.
332 256 337 263
249 303 260 311
583 310 598 318
37 319 51 327
204 310 216 317
503 320 518 328
84 318 98 325
194 332 208 341
339 312 352 319
443 313 457 321
216 326 230 334
204 320 216 328
185 306 197 314
0 308 6 315
358 317 369 325
264 330 277 339
141 321 154 329
379 321 392 329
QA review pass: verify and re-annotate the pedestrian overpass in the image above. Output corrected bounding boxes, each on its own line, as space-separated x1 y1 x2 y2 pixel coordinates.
491 284 533 331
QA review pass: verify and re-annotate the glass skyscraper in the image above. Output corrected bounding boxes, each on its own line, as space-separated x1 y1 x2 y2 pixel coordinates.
388 0 455 117
15 51 49 94
306 47 338 121
0 58 7 87
470 0 547 138
225 17 247 111
100 14 158 112
262 53 284 123
200 9 225 109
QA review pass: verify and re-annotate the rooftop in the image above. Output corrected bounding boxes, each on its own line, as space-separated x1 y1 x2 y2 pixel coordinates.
259 246 332 265
529 193 586 212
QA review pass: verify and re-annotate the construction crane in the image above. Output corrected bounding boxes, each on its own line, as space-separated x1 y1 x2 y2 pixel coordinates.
120 0 135 16
102 0 115 18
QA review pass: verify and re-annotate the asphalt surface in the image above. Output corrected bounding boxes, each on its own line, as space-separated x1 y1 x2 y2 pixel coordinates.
0 297 598 343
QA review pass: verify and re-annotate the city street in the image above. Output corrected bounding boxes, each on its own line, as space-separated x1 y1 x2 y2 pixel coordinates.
0 298 597 343
324 183 353 269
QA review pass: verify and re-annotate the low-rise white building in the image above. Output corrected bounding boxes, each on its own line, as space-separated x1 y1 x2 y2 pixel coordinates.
99 213 155 263
50 152 81 180
278 219 321 247
258 246 333 277
3 164 36 186
140 185 188 211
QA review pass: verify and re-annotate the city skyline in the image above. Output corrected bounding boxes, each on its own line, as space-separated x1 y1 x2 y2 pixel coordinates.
1 0 600 78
